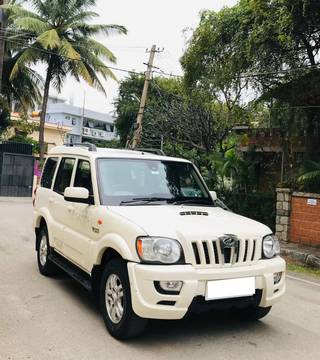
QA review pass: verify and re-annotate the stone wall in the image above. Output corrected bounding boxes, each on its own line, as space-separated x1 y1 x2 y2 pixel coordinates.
275 188 291 242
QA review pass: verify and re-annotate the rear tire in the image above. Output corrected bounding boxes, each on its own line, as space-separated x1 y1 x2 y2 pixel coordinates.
100 259 147 340
36 226 58 276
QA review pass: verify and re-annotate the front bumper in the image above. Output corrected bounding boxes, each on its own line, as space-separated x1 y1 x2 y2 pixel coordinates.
127 257 286 320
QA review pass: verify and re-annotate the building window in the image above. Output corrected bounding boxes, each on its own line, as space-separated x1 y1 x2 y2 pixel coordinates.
72 117 77 125
65 116 70 120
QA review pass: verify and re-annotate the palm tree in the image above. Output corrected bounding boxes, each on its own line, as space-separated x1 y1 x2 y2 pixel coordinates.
0 1 42 131
2 0 127 159
297 160 320 193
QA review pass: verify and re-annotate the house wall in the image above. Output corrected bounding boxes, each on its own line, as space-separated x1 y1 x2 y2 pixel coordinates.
31 126 69 151
290 192 320 246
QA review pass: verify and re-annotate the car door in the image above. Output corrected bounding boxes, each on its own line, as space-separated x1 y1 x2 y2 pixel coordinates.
63 158 97 270
50 157 76 255
38 156 60 247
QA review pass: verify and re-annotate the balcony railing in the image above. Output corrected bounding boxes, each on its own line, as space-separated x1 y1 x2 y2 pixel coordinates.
82 127 115 140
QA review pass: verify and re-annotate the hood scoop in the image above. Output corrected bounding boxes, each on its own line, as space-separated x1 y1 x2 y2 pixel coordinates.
180 211 209 216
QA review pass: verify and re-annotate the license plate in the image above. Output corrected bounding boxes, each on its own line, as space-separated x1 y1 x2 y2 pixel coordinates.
205 277 255 301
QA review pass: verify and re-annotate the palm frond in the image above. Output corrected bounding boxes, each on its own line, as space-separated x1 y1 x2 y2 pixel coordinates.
59 39 81 60
10 46 42 80
14 16 49 35
0 4 43 21
75 38 117 62
36 29 61 49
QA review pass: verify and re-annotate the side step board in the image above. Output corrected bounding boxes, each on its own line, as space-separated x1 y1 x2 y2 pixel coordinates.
48 251 92 291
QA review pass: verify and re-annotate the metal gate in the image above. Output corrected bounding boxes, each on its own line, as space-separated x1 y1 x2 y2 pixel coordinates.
0 152 34 197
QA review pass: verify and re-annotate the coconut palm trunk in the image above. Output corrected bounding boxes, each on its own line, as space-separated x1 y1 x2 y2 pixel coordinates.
39 56 53 161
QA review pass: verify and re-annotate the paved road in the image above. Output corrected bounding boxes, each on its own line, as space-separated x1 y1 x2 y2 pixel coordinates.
0 200 319 360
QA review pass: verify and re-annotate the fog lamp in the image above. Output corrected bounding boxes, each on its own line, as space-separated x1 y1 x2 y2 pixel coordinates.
273 272 282 284
159 281 183 292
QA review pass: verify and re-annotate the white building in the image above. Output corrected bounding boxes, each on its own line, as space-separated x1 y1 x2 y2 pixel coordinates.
45 97 117 144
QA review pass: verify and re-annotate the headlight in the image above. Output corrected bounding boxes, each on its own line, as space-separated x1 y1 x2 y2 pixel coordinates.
262 234 280 259
136 237 183 264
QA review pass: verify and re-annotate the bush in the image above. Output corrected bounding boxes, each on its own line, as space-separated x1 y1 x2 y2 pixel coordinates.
219 191 276 231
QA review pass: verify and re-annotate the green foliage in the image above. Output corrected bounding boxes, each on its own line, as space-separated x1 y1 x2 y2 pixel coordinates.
12 112 39 136
114 74 183 146
181 0 320 156
219 191 276 231
0 1 42 110
297 160 320 193
86 138 121 149
1 0 127 93
0 96 11 135
8 134 40 154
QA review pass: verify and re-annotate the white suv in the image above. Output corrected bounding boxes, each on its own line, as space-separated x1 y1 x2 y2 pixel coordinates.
33 144 285 339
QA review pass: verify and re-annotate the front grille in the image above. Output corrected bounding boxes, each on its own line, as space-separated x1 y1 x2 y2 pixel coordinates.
191 238 260 266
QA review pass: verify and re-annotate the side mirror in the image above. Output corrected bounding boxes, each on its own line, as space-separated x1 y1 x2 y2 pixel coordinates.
209 190 217 201
64 187 91 204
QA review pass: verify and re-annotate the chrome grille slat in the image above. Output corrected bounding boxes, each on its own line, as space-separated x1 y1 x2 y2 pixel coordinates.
191 237 260 267
206 240 215 264
215 239 224 264
247 239 254 262
197 240 206 265
238 238 246 264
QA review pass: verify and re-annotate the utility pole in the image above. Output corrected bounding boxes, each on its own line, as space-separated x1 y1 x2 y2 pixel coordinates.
80 90 86 143
129 45 162 149
0 0 7 94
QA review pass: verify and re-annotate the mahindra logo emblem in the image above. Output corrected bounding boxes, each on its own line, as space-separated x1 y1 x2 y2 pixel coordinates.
219 235 239 264
221 236 237 247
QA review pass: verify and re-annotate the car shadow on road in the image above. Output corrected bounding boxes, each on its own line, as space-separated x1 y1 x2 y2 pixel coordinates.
50 272 272 344
49 271 101 316
133 313 270 345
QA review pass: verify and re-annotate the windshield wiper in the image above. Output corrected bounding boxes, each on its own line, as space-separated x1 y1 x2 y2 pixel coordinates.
120 197 172 206
172 199 214 206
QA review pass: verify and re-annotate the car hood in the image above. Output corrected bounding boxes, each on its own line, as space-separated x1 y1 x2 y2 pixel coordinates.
109 205 271 240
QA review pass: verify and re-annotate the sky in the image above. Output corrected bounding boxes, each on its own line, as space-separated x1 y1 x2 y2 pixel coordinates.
49 0 238 114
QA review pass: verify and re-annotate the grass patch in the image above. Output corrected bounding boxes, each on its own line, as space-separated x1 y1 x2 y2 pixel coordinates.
286 261 320 277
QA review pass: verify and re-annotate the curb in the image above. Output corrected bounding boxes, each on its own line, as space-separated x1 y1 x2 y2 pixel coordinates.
281 248 320 269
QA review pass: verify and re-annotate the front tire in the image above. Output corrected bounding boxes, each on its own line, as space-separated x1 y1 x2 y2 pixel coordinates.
100 259 147 340
36 226 57 276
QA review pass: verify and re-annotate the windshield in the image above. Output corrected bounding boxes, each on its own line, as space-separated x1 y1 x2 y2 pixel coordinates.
97 159 212 206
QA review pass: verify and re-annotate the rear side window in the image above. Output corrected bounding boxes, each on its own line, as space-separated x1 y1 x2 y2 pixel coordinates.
41 157 58 189
53 158 75 195
74 160 93 196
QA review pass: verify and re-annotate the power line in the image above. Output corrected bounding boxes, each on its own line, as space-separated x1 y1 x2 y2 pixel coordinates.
3 28 320 80
0 35 146 76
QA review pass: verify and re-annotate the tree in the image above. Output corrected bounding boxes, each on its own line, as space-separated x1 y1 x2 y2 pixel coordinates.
0 95 11 135
0 1 42 137
181 0 320 157
181 5 253 127
114 74 183 147
2 0 127 160
115 74 241 187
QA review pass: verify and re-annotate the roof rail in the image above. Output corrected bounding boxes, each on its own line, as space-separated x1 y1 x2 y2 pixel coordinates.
135 148 165 156
66 142 97 152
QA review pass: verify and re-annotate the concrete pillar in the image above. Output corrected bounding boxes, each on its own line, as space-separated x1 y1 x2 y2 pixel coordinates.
275 188 291 242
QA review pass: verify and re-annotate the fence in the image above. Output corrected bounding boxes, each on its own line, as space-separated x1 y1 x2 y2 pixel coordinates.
276 188 320 246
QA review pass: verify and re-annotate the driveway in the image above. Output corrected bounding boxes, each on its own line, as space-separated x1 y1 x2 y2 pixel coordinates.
0 200 319 360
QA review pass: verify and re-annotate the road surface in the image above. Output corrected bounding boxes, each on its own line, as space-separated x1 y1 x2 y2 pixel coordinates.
0 200 319 360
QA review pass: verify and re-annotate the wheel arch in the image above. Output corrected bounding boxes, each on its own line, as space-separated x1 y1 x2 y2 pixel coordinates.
91 247 124 297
